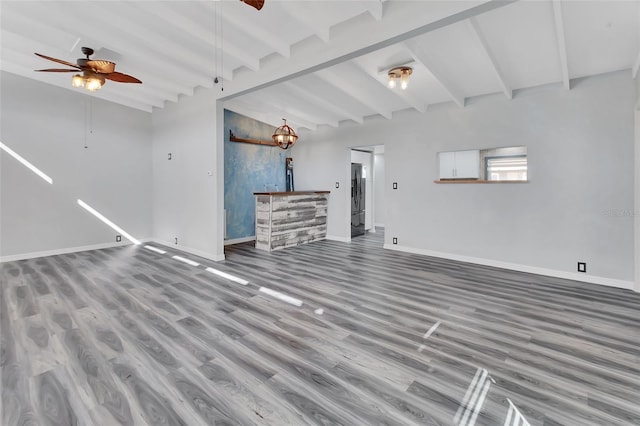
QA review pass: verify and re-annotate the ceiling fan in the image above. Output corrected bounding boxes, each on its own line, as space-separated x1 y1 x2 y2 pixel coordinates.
34 47 141 92
240 0 264 10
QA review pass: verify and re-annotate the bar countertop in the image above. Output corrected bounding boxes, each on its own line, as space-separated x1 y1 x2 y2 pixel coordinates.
253 190 330 195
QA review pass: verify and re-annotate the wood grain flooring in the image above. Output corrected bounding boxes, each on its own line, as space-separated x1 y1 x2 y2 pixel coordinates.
2 229 639 425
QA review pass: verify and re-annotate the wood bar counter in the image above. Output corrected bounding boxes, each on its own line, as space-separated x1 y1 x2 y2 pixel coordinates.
254 191 330 252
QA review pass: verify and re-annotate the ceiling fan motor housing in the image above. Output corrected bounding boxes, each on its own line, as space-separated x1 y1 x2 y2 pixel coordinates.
81 46 94 57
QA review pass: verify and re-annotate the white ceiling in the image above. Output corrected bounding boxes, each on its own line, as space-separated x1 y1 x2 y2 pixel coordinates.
1 0 638 131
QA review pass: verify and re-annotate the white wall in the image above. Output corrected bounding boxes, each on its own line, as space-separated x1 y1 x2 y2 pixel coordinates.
295 71 635 288
292 136 350 241
374 152 385 227
0 72 152 260
151 88 224 260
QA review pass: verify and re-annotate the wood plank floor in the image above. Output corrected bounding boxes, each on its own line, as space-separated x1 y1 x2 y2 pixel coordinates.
2 229 639 425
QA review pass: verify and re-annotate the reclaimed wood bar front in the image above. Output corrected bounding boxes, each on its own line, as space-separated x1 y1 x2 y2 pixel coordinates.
254 191 330 252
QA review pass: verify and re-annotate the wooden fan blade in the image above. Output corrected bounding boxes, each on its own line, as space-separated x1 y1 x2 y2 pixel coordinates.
35 68 79 72
34 53 80 69
105 72 142 84
240 0 264 10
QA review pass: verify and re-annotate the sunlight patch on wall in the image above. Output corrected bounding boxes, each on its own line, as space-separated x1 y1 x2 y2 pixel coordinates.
0 141 53 184
77 199 141 245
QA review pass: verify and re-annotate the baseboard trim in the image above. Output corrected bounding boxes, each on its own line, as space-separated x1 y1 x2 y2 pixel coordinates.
224 236 256 246
383 244 634 291
326 235 351 243
151 240 225 262
0 241 136 263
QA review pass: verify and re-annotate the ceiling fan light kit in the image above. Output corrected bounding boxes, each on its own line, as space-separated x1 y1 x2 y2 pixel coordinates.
387 66 413 90
72 71 106 92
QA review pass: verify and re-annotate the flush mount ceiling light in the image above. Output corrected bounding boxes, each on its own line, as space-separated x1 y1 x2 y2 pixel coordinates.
272 118 298 150
387 66 413 90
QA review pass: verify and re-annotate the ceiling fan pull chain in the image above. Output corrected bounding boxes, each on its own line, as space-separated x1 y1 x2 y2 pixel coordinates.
83 98 94 149
84 98 88 149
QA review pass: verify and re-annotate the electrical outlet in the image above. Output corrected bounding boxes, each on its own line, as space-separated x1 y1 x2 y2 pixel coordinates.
392 237 398 245
577 262 586 273
335 182 339 188
168 153 172 160
393 182 398 190
174 237 178 245
115 235 122 242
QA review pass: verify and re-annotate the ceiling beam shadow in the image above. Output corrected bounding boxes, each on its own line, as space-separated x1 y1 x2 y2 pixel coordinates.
468 18 512 100
552 0 571 90
404 42 465 108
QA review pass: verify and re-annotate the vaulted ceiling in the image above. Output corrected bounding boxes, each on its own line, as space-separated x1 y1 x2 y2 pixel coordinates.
2 0 638 131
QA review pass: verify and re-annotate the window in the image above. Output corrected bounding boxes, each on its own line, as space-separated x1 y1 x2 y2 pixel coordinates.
486 155 527 181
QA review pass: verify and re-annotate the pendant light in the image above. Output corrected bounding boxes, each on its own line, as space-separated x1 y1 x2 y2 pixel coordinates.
272 118 298 150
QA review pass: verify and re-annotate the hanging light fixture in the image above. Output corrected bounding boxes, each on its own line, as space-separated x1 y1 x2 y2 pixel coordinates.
387 66 413 90
272 118 298 150
70 71 105 92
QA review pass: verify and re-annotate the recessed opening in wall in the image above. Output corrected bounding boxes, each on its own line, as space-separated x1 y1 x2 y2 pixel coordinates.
436 146 528 184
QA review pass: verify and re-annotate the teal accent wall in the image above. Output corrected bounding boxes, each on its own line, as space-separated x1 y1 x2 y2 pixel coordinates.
224 109 288 240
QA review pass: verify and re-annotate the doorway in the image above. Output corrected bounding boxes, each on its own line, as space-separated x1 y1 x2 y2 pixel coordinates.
350 145 384 239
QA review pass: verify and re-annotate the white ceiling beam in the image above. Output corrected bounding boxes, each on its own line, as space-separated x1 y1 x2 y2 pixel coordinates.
281 4 331 43
210 2 291 59
316 66 393 120
0 6 79 53
88 2 230 81
404 42 465 108
133 1 260 73
23 3 215 90
224 98 318 131
263 90 340 128
283 82 364 125
365 1 384 21
468 18 512 100
552 0 571 90
222 1 515 101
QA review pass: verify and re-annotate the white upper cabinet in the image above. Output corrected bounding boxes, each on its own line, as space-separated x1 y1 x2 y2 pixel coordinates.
438 149 480 179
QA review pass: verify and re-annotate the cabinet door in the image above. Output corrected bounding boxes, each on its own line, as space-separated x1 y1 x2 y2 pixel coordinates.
438 151 456 179
454 150 480 178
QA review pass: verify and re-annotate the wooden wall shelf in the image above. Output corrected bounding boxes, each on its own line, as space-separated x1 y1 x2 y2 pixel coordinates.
229 130 277 147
